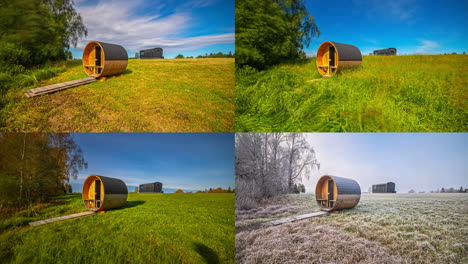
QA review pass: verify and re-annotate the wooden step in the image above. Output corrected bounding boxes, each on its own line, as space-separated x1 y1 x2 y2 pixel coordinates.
29 211 96 226
25 77 97 98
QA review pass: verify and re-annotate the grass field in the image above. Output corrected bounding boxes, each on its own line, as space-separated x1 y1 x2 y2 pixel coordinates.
236 55 467 132
1 58 234 132
236 193 468 264
0 193 235 263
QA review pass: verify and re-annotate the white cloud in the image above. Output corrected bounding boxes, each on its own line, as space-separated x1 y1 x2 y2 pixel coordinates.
74 0 233 54
414 40 440 54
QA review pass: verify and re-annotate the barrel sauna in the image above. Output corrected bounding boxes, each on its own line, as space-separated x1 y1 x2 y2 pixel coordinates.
316 41 362 77
82 41 128 78
82 175 128 211
315 175 361 211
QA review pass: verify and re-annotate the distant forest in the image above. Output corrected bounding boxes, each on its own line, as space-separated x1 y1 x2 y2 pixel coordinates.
172 187 234 193
174 52 235 59
409 187 468 193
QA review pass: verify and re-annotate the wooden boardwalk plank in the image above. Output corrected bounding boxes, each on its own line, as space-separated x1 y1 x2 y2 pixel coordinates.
25 77 96 98
269 211 329 226
29 211 96 226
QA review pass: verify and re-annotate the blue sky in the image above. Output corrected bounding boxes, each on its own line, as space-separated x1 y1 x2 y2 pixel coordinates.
70 0 234 58
70 133 235 193
303 0 468 56
303 133 468 193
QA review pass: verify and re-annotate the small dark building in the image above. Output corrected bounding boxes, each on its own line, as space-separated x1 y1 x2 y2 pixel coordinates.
372 182 396 193
373 48 397 56
139 182 163 193
140 48 163 59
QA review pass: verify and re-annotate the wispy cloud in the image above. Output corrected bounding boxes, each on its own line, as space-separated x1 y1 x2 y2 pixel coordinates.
414 40 440 54
352 0 419 23
74 0 233 54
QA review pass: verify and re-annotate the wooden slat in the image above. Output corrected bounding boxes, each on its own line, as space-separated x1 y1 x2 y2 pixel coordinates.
269 211 329 226
25 77 97 98
29 211 96 226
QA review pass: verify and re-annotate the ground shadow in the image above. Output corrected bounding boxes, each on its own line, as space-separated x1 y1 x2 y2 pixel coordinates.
122 200 145 209
193 242 220 264
123 69 133 74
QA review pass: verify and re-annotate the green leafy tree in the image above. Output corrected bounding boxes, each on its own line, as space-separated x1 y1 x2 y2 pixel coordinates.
0 133 87 207
236 0 319 69
135 52 140 59
175 54 185 59
0 0 87 68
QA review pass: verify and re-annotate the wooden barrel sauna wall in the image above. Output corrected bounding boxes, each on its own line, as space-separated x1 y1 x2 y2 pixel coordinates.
316 41 362 77
82 175 128 211
82 41 128 78
315 175 361 211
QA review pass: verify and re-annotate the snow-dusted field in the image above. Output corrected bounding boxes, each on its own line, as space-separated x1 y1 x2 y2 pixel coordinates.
236 193 468 264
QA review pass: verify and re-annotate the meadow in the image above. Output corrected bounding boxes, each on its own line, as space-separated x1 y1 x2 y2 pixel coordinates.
0 193 235 263
236 193 468 264
236 55 467 132
1 58 234 132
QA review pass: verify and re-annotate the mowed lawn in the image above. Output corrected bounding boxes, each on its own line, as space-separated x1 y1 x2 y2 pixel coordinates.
2 58 234 132
236 193 468 264
236 55 467 132
0 193 235 264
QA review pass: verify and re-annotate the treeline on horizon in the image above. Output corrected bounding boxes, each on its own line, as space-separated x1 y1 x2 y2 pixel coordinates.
0 0 86 122
0 133 87 214
408 187 468 193
175 52 235 59
175 187 235 193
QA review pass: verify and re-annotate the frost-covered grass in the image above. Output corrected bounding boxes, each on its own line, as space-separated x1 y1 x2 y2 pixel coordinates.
236 193 468 264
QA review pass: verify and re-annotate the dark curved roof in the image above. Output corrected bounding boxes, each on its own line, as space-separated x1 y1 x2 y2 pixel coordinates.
331 175 361 195
98 42 128 61
331 42 362 61
97 175 128 195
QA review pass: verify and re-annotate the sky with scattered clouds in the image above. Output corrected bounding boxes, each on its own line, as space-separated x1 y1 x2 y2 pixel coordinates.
303 0 468 56
70 133 234 193
70 0 234 58
302 133 468 193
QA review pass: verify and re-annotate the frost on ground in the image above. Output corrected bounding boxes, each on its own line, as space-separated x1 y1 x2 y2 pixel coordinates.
236 193 468 264
236 221 402 264
236 194 315 232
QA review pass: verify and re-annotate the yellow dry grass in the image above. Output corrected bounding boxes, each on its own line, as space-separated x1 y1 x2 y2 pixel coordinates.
2 58 234 132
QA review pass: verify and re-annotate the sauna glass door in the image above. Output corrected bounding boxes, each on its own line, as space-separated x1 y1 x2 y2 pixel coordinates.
95 46 102 67
95 180 101 208
328 179 334 208
329 46 336 67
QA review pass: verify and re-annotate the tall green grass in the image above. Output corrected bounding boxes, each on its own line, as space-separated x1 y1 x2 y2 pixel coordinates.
236 55 467 132
0 193 235 263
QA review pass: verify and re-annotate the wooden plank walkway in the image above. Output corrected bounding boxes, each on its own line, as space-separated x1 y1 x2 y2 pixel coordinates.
25 77 97 98
29 211 96 226
269 211 329 226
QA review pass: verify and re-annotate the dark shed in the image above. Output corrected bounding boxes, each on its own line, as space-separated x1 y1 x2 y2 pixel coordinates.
139 182 163 193
315 175 361 211
316 41 362 76
372 182 396 193
373 48 397 56
140 48 164 59
82 41 128 77
82 175 128 211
